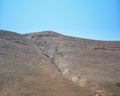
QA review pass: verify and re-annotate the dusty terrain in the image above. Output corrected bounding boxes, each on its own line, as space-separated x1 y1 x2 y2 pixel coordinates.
0 30 120 96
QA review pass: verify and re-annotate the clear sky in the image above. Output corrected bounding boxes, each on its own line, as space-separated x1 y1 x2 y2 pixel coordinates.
0 0 120 40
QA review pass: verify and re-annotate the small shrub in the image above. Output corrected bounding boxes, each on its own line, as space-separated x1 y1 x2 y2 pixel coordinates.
115 82 120 87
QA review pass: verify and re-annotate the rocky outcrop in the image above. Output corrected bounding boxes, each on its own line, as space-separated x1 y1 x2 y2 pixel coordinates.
0 30 92 96
25 31 120 96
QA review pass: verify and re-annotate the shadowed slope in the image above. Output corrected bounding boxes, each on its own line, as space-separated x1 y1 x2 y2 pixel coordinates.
25 31 120 96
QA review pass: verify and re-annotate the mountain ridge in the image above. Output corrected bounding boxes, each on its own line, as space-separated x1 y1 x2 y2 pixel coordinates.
24 30 120 42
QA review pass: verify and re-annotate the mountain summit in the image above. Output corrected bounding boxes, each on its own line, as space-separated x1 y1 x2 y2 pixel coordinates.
0 30 120 96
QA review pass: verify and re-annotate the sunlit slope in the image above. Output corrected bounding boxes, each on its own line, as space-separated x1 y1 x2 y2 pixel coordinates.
0 30 90 96
25 31 120 96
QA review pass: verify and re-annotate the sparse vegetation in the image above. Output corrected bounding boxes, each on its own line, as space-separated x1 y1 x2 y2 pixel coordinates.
0 30 120 96
115 82 120 87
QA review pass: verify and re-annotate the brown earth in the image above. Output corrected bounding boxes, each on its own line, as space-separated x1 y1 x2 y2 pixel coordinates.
0 30 120 96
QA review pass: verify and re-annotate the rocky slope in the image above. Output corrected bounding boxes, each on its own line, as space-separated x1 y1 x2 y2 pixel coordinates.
25 31 120 96
0 30 91 96
0 30 120 96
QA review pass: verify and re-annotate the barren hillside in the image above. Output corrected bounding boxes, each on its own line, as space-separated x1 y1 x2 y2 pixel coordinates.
0 30 120 96
0 30 90 96
25 31 120 96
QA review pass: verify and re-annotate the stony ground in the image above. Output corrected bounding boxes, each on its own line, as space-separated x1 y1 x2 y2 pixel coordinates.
0 30 120 96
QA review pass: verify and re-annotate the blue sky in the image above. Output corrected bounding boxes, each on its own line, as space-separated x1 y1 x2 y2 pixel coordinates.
0 0 120 40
